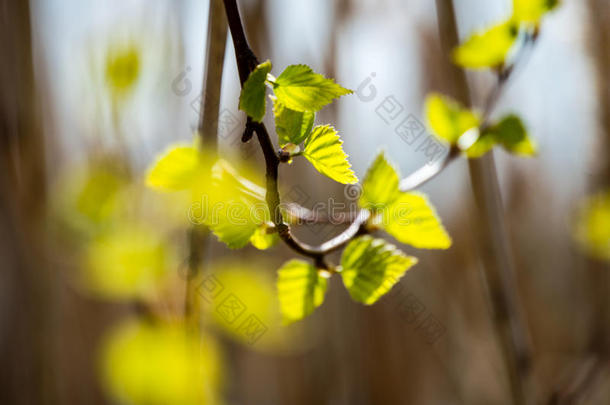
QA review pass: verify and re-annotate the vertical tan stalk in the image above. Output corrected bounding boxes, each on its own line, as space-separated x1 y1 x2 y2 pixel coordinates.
434 1 536 404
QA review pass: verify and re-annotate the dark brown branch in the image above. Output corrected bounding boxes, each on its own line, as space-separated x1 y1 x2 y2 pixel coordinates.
223 0 371 265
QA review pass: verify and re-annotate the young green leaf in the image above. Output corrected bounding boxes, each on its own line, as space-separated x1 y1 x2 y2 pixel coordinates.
209 159 267 203
84 225 170 299
239 60 272 122
490 114 537 156
273 98 315 146
101 320 222 405
513 0 559 25
465 133 497 158
250 223 279 250
453 20 518 69
146 144 200 191
382 192 452 249
466 115 536 158
209 218 260 249
303 125 358 185
147 145 268 250
277 259 329 324
425 93 480 145
341 236 418 305
204 160 269 249
359 151 401 211
105 44 141 99
273 64 352 112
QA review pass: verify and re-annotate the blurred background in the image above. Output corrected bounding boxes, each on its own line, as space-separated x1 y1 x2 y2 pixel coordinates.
1 0 609 404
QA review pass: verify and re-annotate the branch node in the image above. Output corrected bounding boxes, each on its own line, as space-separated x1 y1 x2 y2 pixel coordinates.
314 255 329 270
278 148 291 163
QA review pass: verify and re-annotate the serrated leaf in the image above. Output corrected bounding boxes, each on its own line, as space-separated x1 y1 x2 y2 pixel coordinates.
453 20 518 69
425 93 480 145
277 260 328 324
210 217 260 249
382 192 452 249
146 144 200 191
273 64 352 112
250 223 279 250
273 98 315 146
239 60 272 122
359 151 401 211
573 191 610 262
340 236 417 305
513 0 559 25
303 125 358 185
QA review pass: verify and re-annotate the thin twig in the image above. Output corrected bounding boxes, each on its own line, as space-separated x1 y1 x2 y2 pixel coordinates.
399 146 460 191
284 203 362 224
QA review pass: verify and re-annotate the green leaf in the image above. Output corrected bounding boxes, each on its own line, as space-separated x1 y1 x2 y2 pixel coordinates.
146 146 271 250
340 236 417 305
209 159 267 203
67 164 126 229
452 20 519 69
465 133 496 158
250 223 279 250
382 192 452 249
273 98 315 146
466 114 536 158
84 225 170 299
513 0 559 25
573 191 610 262
239 60 272 122
277 260 328 324
303 125 358 184
359 151 400 211
490 114 537 156
146 144 200 191
101 320 222 405
425 93 480 145
205 160 268 249
207 263 301 351
105 44 141 98
210 217 260 250
273 64 352 112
